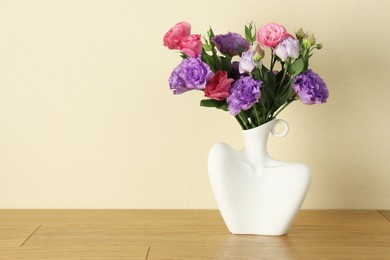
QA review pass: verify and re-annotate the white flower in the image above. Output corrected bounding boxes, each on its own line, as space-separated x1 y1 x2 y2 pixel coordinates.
239 51 256 74
274 37 301 62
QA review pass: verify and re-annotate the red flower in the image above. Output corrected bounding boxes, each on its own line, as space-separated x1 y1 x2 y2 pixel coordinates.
204 71 234 101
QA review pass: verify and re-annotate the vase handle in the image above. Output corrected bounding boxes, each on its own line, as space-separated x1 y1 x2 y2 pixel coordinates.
271 119 289 138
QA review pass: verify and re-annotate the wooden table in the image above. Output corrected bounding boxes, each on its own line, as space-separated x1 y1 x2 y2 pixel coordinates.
1 210 389 259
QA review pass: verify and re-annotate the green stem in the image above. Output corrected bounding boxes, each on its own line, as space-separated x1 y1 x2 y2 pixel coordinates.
270 53 276 71
238 112 250 130
253 104 260 126
276 64 288 96
274 94 297 118
280 75 295 98
235 115 246 130
255 60 263 79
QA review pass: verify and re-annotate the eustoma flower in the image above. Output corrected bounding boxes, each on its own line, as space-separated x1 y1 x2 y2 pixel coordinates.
169 57 213 94
179 34 203 57
227 76 262 116
257 23 289 48
163 21 191 50
274 37 301 62
204 71 234 101
293 69 329 104
163 21 202 57
211 32 250 56
239 51 257 74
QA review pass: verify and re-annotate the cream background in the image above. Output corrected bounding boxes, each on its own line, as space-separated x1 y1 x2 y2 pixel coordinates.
0 0 389 209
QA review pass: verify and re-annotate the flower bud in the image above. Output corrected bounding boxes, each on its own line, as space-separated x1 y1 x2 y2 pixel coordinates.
302 33 316 48
295 28 306 39
253 44 265 62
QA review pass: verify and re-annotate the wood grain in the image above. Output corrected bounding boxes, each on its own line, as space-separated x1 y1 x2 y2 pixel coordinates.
0 210 389 259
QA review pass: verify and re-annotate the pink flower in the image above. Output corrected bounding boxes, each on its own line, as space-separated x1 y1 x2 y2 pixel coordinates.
204 71 234 101
179 34 203 57
163 21 191 50
257 23 289 48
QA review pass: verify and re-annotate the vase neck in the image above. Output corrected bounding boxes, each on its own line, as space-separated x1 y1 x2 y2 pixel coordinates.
241 120 275 165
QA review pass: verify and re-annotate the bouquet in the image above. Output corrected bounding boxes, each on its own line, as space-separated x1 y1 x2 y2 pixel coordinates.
163 21 329 130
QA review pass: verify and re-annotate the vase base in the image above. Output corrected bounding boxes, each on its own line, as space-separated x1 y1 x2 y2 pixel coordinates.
227 226 290 236
230 232 288 236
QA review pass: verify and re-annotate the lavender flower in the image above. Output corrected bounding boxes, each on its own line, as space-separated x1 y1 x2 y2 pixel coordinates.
227 76 262 116
274 37 301 62
293 69 329 104
211 32 250 56
169 57 213 94
239 51 256 74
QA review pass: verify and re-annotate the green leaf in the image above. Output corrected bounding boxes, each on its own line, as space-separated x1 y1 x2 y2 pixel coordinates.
207 27 215 48
219 56 232 72
262 83 275 100
259 65 268 80
245 25 249 34
275 85 292 107
251 68 261 80
200 99 228 111
288 59 304 76
201 50 215 71
259 85 272 112
220 104 228 111
275 69 285 83
264 71 276 92
245 26 252 43
244 22 256 43
203 43 211 52
180 52 189 59
274 70 285 95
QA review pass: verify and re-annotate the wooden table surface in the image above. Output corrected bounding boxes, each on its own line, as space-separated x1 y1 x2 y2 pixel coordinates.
1 210 389 259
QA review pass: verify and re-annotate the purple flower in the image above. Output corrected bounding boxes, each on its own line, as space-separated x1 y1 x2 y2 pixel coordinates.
211 32 250 56
227 76 262 116
169 57 213 94
293 69 329 104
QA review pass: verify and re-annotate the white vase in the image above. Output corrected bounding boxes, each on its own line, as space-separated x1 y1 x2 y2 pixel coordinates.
208 119 311 236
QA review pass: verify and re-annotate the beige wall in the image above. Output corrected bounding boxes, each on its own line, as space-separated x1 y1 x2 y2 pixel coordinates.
0 0 389 209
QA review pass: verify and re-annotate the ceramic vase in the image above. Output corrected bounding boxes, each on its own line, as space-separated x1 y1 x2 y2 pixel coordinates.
208 119 311 236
